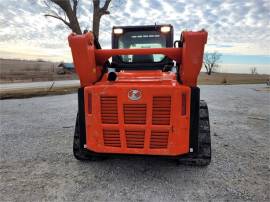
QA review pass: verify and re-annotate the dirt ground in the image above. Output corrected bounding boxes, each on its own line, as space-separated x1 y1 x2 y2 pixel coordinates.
0 84 269 201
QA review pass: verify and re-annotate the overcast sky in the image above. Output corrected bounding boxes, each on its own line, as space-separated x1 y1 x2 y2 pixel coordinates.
0 0 269 73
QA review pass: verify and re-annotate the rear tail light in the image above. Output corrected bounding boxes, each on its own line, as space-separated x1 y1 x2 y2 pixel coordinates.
88 93 92 114
181 93 186 116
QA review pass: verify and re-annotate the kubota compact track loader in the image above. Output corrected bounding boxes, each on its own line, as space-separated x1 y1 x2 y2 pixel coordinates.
69 24 211 166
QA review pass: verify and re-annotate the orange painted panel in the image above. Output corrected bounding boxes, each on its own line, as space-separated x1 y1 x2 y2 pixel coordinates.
84 82 190 156
68 32 101 86
181 31 208 86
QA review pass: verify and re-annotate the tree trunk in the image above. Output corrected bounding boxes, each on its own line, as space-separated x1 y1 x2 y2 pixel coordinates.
61 1 81 34
208 63 214 75
204 64 209 75
92 0 111 40
49 0 82 34
46 0 112 37
93 12 101 40
66 12 82 34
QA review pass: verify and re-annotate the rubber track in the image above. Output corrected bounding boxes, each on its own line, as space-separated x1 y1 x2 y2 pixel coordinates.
177 100 211 166
73 114 104 161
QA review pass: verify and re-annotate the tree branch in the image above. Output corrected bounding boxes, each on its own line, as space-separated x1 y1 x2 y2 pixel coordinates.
73 0 79 15
50 0 71 14
45 14 71 28
45 0 82 34
102 0 111 10
100 0 111 15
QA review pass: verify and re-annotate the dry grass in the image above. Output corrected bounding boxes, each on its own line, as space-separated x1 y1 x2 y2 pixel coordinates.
0 58 77 83
198 72 270 85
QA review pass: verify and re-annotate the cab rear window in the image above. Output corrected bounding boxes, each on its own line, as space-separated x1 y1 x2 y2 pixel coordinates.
118 31 166 63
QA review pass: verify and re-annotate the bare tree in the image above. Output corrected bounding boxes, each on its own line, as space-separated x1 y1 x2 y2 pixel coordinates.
45 0 82 34
92 0 112 40
45 0 112 40
203 52 221 75
250 67 258 75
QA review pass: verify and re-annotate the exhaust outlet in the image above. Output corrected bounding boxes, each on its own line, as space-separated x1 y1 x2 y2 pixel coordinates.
108 72 117 81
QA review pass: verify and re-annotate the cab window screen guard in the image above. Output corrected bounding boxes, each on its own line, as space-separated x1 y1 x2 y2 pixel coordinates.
118 31 166 63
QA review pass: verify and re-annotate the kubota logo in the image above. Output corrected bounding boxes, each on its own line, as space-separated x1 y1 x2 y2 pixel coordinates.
128 89 142 101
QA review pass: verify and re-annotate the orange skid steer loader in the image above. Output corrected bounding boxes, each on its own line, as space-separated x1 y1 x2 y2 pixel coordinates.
68 25 211 166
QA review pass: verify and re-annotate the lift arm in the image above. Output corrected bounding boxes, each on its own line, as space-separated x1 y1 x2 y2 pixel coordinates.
68 31 207 87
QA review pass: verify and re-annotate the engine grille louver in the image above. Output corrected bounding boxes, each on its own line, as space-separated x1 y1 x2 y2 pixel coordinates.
152 96 171 125
150 130 169 149
125 130 145 148
100 95 172 150
124 104 146 124
103 129 121 147
100 96 118 124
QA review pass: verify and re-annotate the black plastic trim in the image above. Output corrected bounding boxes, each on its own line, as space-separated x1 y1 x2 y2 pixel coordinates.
189 87 200 154
78 88 86 148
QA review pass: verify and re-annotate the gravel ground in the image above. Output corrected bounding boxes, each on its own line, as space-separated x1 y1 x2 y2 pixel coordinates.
0 84 269 202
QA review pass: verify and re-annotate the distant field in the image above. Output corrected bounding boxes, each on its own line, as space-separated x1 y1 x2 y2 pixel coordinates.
0 58 269 85
0 58 77 83
198 72 269 85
